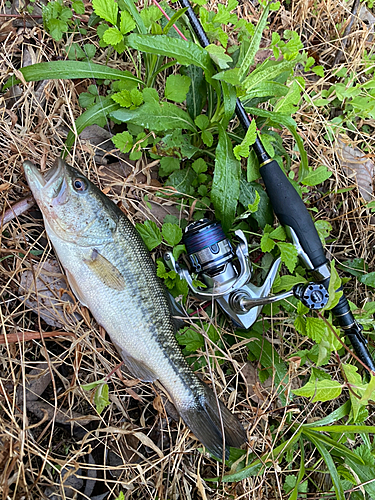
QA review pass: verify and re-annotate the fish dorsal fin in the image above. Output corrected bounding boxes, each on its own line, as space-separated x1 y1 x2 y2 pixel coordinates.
65 269 88 307
112 340 158 382
84 249 125 291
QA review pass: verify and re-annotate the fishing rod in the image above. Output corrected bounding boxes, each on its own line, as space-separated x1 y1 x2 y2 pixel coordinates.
171 0 375 373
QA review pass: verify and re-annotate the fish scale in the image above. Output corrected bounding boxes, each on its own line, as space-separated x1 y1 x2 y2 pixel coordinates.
23 158 246 458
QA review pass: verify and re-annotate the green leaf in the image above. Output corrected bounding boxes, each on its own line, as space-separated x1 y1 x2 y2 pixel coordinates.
242 59 297 91
239 175 273 228
301 165 332 186
65 96 120 153
233 119 257 160
181 65 207 120
292 379 342 402
17 60 142 85
121 0 146 33
191 158 207 174
163 7 188 35
201 130 213 147
78 92 96 108
139 5 162 28
273 80 301 114
306 433 345 500
177 326 204 351
324 260 343 310
273 273 306 293
94 382 111 414
205 44 232 69
238 3 270 80
312 65 324 77
211 124 241 232
166 168 195 195
165 74 191 103
112 131 133 153
81 378 106 391
212 67 241 86
277 241 298 273
111 100 196 132
221 80 237 129
360 272 375 288
103 27 123 45
92 0 118 25
244 106 309 179
159 157 180 176
72 0 85 14
270 226 286 241
120 10 136 34
128 34 215 82
162 223 182 246
195 114 209 130
135 220 162 250
315 219 332 245
261 233 275 252
342 364 365 422
247 190 260 213
112 89 133 107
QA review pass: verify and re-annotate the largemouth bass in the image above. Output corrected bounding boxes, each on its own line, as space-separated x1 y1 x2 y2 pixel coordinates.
23 158 246 458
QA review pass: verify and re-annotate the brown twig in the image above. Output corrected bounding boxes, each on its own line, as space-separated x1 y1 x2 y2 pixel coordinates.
333 0 361 65
0 330 74 344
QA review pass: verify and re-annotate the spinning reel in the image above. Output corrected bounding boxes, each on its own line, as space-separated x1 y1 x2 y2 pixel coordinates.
165 219 329 329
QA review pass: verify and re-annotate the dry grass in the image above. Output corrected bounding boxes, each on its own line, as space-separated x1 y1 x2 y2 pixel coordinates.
0 0 374 498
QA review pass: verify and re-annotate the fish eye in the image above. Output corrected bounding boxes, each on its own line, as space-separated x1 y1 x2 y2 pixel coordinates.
73 178 87 192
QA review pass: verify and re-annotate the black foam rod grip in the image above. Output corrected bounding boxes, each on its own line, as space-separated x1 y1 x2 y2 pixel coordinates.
260 160 327 269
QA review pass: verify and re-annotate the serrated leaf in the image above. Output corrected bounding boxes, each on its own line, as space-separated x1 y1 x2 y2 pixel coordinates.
292 379 342 402
72 0 85 14
211 124 241 232
315 219 332 245
269 225 286 241
261 233 275 252
233 119 257 160
277 242 298 273
120 10 136 34
162 223 182 246
135 220 162 250
92 0 118 25
112 89 132 107
159 157 180 176
191 158 207 174
242 59 297 91
112 131 133 153
128 34 214 82
302 165 332 186
111 101 196 132
165 74 191 103
305 317 328 343
103 27 123 45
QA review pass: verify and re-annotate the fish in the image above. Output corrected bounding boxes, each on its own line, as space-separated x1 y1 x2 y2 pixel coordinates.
23 158 246 458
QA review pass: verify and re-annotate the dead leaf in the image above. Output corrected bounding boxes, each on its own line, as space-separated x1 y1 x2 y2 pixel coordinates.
336 135 374 201
241 362 275 404
19 258 81 328
359 3 375 38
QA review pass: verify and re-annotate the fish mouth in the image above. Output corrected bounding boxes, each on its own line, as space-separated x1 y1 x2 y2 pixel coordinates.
23 159 64 191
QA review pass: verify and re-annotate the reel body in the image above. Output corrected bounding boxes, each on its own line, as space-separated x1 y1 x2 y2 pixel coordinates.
165 219 329 329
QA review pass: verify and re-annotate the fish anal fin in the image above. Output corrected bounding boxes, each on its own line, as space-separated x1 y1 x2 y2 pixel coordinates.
112 341 158 383
66 269 88 307
84 249 125 291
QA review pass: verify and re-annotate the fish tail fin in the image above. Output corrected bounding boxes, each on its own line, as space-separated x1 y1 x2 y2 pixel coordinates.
178 383 246 459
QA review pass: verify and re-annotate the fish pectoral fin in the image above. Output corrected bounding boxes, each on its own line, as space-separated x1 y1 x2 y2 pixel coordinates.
66 269 88 307
83 249 125 291
113 342 158 382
